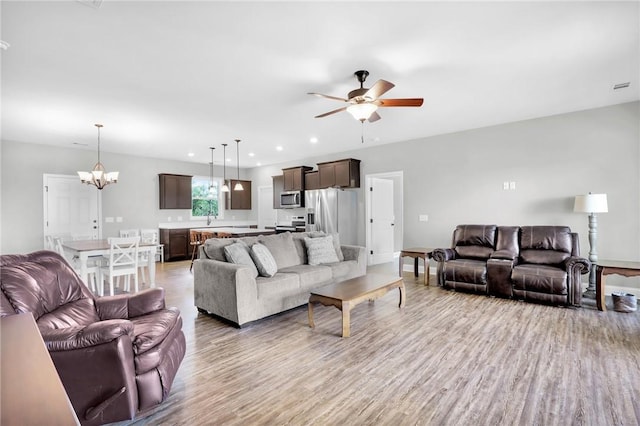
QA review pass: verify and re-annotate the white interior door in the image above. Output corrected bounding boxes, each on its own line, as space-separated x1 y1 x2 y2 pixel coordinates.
258 186 276 229
369 177 395 265
43 174 101 245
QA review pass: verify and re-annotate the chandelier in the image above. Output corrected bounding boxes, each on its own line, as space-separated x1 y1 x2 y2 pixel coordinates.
77 124 118 189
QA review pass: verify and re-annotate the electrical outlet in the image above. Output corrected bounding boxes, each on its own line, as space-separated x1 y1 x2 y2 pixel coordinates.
503 182 509 190
116 217 123 223
177 216 183 221
419 214 429 222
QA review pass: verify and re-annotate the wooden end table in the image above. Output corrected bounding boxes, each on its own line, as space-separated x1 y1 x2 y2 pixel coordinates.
595 259 640 311
308 274 405 338
399 247 433 285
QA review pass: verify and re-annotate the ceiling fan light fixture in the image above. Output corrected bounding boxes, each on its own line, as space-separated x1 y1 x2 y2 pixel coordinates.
347 103 378 122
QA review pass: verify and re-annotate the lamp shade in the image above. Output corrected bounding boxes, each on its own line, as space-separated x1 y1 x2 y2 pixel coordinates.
574 193 608 213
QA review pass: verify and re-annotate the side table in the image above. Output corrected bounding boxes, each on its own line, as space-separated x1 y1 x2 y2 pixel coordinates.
595 259 640 311
399 247 433 285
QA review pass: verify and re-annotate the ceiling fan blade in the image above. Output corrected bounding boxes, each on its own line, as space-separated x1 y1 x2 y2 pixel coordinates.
314 106 348 118
378 98 424 107
307 92 349 102
368 111 381 123
364 79 395 100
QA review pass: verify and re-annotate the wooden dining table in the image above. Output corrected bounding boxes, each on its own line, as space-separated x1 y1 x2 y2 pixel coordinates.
62 239 158 288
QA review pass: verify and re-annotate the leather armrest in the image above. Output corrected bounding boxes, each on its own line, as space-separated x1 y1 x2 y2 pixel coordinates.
96 288 166 320
490 249 517 261
432 248 456 262
41 319 134 351
565 256 591 274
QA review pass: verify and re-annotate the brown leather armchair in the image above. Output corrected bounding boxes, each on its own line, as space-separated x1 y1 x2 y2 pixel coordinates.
432 224 498 294
0 250 186 425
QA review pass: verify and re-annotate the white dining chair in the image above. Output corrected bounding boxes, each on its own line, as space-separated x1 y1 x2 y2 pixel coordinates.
45 235 55 250
53 237 101 294
141 228 164 263
119 229 140 238
100 236 140 296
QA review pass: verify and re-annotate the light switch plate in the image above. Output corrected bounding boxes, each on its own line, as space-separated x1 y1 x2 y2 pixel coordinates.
419 214 429 222
116 217 123 223
105 217 114 223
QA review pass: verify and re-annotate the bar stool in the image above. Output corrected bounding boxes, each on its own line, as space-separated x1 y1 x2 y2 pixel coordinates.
215 232 233 239
189 230 203 272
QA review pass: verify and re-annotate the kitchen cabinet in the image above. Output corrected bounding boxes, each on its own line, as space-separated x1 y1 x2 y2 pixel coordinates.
160 228 190 261
159 174 192 209
304 171 320 190
272 175 284 209
225 179 252 210
317 158 361 188
282 166 312 191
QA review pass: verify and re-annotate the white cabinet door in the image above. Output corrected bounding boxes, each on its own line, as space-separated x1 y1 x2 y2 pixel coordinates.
369 177 394 265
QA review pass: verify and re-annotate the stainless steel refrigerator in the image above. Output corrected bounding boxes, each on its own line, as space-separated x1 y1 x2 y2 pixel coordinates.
305 188 357 245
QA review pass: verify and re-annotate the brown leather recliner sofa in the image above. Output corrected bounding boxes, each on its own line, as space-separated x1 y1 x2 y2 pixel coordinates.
0 250 186 425
432 225 591 306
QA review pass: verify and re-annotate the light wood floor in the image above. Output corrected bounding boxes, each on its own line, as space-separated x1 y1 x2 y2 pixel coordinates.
116 261 640 425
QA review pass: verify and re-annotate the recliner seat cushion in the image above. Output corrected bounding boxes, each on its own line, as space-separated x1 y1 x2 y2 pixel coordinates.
444 259 488 285
512 264 567 295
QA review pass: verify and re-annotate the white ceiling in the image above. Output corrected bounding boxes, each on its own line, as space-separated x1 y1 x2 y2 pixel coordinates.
1 1 638 168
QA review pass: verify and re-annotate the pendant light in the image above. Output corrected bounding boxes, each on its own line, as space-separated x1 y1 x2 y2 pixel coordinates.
234 139 244 191
77 124 118 190
220 143 230 192
208 146 215 196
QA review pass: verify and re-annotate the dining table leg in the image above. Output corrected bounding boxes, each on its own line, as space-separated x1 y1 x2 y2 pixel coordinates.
147 247 156 287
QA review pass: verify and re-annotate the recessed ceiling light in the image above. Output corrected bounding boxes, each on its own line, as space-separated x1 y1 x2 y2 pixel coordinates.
187 152 194 157
248 152 255 157
310 137 318 144
256 162 262 166
226 158 231 162
614 82 631 90
276 146 283 151
0 40 10 50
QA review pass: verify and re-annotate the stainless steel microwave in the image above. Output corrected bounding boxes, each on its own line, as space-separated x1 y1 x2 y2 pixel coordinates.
280 191 303 208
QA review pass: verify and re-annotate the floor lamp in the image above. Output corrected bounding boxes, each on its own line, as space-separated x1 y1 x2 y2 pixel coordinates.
573 193 608 297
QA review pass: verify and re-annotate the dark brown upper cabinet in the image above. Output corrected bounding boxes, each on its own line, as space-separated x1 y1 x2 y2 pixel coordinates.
282 166 313 191
317 159 361 188
159 174 192 209
225 179 252 210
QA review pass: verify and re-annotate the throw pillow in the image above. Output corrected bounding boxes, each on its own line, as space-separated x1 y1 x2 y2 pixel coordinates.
224 241 258 278
258 232 300 269
305 235 339 266
250 243 278 278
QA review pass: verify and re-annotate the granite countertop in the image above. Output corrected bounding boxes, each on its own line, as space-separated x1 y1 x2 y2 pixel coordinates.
158 220 258 230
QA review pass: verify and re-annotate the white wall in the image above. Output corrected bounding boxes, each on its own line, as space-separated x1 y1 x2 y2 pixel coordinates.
2 102 639 289
0 142 251 253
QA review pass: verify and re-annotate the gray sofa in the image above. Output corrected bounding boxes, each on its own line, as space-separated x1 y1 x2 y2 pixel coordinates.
194 231 366 327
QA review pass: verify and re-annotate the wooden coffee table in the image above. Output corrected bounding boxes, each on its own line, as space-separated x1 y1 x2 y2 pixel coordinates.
308 274 405 338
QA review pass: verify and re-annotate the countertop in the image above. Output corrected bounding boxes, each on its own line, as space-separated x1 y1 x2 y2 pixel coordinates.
158 220 258 230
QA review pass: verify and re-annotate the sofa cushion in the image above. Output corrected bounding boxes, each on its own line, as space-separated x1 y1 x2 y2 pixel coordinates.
520 226 572 253
305 236 339 265
258 232 300 269
249 243 277 278
454 224 497 247
203 238 237 261
455 245 493 260
224 242 258 278
443 259 488 285
512 264 567 295
256 273 300 299
291 231 325 264
278 265 332 290
520 249 570 266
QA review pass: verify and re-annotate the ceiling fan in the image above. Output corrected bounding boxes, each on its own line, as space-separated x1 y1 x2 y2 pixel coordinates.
308 70 423 123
